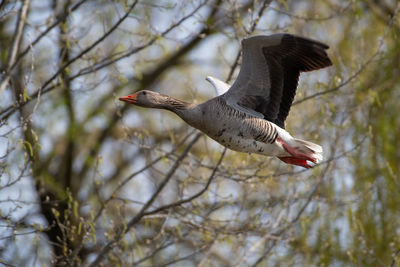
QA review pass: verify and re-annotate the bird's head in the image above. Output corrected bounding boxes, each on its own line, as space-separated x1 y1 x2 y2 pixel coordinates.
119 90 167 108
119 90 190 110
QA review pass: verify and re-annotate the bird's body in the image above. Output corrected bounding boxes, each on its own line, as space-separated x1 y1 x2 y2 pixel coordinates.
180 97 283 156
120 33 332 168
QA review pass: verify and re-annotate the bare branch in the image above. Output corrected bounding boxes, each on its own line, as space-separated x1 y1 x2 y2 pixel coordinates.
0 0 88 75
294 2 400 105
0 0 31 94
143 147 226 217
88 133 201 267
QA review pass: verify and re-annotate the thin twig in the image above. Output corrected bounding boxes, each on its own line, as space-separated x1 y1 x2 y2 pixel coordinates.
226 0 271 83
1 0 88 75
294 1 400 106
250 124 343 266
0 0 31 94
270 2 351 22
0 0 209 121
142 147 226 217
88 133 201 267
74 0 209 79
92 130 196 221
390 247 400 267
0 0 138 119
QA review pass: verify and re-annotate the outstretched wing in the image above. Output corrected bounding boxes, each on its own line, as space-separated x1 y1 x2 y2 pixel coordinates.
223 33 332 128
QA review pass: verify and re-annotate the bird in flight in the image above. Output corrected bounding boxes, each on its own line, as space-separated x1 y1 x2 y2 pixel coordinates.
120 33 332 168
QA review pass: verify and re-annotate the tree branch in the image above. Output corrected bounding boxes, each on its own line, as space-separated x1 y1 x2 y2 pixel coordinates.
142 147 226 217
0 0 31 94
0 0 88 75
88 133 201 267
0 0 138 119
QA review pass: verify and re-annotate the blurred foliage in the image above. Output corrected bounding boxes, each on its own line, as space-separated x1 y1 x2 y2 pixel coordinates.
0 0 400 266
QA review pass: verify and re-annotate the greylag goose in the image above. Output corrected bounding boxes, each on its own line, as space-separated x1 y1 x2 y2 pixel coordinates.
120 33 332 168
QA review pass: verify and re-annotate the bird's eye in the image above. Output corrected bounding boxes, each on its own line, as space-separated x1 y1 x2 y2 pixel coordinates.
142 91 147 95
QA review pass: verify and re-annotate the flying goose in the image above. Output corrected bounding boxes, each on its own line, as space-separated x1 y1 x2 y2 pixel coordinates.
120 33 332 168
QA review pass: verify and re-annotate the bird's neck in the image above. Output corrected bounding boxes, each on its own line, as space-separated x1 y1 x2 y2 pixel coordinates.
162 98 203 128
160 96 193 112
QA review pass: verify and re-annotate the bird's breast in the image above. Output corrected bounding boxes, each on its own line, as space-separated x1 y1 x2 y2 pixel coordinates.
198 115 282 156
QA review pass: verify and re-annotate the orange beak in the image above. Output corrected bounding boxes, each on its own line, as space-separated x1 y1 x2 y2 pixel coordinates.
119 93 138 104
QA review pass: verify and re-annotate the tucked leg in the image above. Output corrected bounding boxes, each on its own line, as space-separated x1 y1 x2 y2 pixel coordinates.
276 137 318 166
278 157 314 168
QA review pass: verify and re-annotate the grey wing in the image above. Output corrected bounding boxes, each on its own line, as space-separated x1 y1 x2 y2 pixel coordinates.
224 33 332 128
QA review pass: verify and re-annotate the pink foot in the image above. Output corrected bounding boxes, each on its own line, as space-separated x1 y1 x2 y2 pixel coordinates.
278 157 314 169
276 137 317 168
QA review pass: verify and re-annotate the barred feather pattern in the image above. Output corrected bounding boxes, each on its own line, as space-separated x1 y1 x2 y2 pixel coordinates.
206 97 279 145
253 120 278 144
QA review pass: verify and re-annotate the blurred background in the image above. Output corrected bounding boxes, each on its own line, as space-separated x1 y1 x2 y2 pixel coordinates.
0 0 399 266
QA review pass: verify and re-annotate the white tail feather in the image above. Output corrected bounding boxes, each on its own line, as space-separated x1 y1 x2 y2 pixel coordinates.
274 125 323 165
294 138 322 153
293 138 323 163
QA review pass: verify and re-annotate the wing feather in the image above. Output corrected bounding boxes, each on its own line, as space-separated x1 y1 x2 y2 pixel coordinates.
223 33 332 128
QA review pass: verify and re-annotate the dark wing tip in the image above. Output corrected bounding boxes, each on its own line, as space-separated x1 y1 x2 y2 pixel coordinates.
284 33 330 49
259 33 333 126
279 34 333 71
